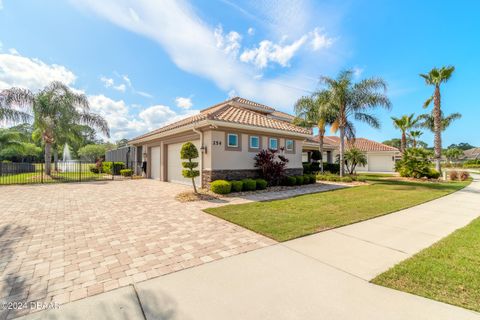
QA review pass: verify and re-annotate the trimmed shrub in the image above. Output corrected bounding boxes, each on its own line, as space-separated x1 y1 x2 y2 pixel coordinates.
120 169 133 177
102 162 125 175
242 178 257 191
324 163 340 174
89 164 99 174
230 180 243 192
395 148 434 178
302 175 310 185
341 176 353 183
459 171 470 181
449 170 458 180
295 175 304 185
255 178 268 190
426 168 441 179
283 176 297 186
355 176 367 182
210 180 232 194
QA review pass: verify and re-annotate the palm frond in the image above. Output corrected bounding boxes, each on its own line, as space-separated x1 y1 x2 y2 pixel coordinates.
355 112 380 129
78 113 110 137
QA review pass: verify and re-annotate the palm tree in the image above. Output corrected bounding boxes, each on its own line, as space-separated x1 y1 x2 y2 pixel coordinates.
420 66 455 172
1 82 110 175
319 70 391 176
0 93 30 123
294 91 336 173
418 111 461 133
409 130 423 148
391 114 419 152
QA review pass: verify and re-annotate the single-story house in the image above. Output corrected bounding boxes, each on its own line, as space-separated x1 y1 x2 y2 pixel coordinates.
303 136 401 173
463 147 480 160
128 97 310 187
129 97 400 186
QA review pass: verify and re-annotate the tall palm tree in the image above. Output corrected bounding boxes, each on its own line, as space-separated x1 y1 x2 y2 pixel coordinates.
391 114 419 152
294 91 336 173
0 93 31 123
418 111 461 133
1 82 110 175
420 66 455 172
319 70 391 176
408 130 423 148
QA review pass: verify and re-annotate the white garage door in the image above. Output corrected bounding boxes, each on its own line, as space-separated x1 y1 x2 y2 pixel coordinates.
368 154 394 172
167 141 201 186
150 146 161 180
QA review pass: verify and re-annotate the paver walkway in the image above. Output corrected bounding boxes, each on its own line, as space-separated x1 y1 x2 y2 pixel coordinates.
17 174 480 320
0 180 275 319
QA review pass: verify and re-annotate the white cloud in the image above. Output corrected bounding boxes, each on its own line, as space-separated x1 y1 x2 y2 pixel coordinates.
113 83 126 92
0 0 3 10
240 36 308 69
310 28 334 51
175 97 193 109
88 94 200 140
353 66 364 78
247 27 255 36
100 76 114 88
72 0 336 109
0 50 76 91
214 25 242 57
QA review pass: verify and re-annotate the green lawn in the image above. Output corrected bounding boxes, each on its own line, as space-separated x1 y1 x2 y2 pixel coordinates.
373 217 480 312
204 178 470 241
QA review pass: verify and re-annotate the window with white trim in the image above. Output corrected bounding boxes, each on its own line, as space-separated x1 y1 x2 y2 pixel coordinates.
227 133 238 147
249 136 260 149
269 138 278 150
285 139 294 151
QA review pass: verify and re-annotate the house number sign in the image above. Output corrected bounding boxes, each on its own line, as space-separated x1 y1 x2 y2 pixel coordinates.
213 140 222 146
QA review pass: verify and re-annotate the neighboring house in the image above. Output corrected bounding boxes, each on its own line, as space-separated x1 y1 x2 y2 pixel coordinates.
305 136 401 172
128 97 310 187
463 147 480 160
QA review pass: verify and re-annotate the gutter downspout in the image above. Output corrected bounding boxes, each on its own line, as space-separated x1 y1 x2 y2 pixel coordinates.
192 126 204 188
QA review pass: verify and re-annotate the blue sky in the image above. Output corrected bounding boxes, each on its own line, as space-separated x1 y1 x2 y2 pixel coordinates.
0 0 478 146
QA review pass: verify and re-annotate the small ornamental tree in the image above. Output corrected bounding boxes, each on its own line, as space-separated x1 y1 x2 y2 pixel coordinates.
344 148 367 175
180 142 200 193
254 148 289 186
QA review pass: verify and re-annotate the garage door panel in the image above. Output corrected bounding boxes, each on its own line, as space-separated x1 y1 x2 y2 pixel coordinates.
168 141 201 186
368 155 394 172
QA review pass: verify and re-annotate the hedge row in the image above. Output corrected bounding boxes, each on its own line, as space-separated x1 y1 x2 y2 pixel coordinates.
316 173 366 183
210 174 317 194
210 178 267 194
303 162 340 174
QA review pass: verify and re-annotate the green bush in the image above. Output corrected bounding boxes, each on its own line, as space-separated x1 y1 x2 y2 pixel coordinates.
302 175 310 185
427 168 440 179
255 178 268 190
324 163 340 174
354 176 367 182
230 180 243 192
395 148 434 179
310 174 317 184
340 176 353 183
295 175 304 185
89 164 99 174
210 180 232 194
102 162 125 175
463 163 480 169
326 175 341 182
283 176 297 186
242 178 257 191
303 162 339 174
120 169 133 177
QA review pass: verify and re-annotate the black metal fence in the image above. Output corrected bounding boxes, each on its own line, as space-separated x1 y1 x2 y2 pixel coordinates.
0 161 144 185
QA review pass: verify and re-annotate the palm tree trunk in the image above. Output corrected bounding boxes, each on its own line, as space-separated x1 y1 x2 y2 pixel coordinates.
401 131 407 153
433 85 442 173
319 127 325 173
413 139 417 148
44 142 52 175
339 126 345 177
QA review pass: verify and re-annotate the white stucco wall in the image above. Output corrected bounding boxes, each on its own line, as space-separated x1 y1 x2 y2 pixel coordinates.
207 130 303 170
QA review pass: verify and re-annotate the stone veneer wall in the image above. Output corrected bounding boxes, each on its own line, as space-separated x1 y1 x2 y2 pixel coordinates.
202 168 303 188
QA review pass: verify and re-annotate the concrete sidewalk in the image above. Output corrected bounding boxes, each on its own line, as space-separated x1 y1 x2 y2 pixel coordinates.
18 175 480 320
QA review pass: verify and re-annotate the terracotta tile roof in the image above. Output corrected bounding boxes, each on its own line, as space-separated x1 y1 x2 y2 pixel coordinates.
211 105 310 134
130 99 310 141
314 136 399 152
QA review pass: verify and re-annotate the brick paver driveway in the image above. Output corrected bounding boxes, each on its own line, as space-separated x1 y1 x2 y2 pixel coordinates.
0 180 274 319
